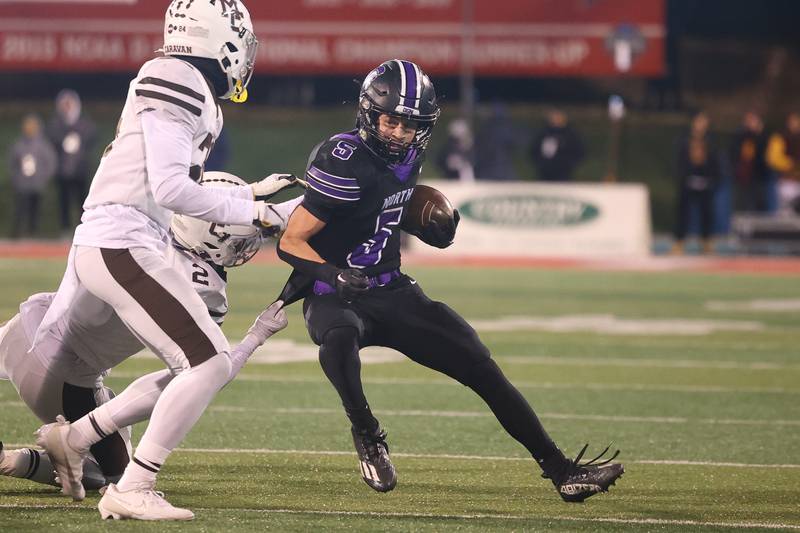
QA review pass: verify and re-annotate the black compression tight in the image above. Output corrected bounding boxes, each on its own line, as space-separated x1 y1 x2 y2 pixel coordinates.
456 358 562 463
318 327 378 431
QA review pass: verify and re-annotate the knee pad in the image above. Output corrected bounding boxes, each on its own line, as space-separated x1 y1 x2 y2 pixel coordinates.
192 351 232 381
321 327 359 354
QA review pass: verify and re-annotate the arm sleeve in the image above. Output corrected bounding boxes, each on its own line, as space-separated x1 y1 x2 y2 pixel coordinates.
140 111 256 225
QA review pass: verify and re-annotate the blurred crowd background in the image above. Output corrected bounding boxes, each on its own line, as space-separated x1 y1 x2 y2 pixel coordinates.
1 0 799 255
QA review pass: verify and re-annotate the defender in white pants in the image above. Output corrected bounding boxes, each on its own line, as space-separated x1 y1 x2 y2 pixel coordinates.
30 0 298 515
3 188 300 500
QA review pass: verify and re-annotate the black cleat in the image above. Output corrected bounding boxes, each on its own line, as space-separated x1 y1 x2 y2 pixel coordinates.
351 427 397 492
547 444 624 503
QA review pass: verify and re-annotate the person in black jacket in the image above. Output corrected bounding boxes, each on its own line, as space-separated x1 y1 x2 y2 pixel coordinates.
46 89 96 233
730 111 768 212
673 111 721 254
530 109 585 181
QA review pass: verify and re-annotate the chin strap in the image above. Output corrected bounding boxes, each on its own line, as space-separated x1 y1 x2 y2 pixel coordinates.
231 80 248 103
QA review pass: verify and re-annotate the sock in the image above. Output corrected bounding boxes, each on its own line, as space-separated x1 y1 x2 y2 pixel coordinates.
69 370 173 453
117 353 231 491
345 405 380 434
1 446 114 489
70 409 117 453
1 448 56 486
116 440 170 491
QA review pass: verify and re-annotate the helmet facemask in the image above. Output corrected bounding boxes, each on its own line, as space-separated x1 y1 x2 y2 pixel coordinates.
358 98 439 165
221 27 258 102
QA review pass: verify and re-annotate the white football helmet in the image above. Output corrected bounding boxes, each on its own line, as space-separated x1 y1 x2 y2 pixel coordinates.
171 172 262 267
162 0 258 102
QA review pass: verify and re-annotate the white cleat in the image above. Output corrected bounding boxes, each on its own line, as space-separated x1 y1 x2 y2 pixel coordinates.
98 484 194 521
35 415 86 501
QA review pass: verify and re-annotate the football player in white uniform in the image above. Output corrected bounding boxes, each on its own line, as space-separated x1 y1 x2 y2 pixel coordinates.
30 1 299 513
1 176 302 503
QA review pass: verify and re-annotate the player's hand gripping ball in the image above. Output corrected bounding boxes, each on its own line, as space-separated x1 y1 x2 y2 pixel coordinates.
401 184 460 248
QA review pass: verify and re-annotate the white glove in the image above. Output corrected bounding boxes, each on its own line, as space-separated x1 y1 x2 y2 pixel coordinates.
228 301 288 382
253 201 289 237
251 173 300 201
246 300 288 345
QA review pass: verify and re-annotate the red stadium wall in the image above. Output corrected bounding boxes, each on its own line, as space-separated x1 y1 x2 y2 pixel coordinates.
0 0 664 76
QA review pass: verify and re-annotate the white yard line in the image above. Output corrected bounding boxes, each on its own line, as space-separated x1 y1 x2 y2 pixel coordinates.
495 355 800 371
267 407 800 427
0 504 797 530
104 372 800 395
3 401 794 426
706 298 800 312
6 445 798 469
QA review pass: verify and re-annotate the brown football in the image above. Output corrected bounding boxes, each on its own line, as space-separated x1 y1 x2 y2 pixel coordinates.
402 184 455 235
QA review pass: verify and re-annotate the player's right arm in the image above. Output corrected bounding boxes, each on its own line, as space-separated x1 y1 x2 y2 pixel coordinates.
134 60 287 227
277 139 369 300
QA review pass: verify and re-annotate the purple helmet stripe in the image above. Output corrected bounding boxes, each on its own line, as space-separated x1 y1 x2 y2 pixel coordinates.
307 166 359 189
401 60 418 109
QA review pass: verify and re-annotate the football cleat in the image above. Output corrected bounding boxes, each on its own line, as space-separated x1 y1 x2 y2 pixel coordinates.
98 483 194 521
35 415 86 501
351 427 397 492
547 444 624 503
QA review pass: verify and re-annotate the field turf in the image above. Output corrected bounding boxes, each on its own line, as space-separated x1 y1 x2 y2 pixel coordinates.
1 257 799 531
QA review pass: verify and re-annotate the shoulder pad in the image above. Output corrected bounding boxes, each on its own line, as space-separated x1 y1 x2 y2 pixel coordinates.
133 58 212 122
305 135 362 203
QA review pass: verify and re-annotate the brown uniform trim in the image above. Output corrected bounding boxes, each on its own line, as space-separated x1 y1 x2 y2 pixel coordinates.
99 248 217 367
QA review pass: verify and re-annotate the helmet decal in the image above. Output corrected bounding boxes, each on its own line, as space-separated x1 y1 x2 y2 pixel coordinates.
396 59 422 114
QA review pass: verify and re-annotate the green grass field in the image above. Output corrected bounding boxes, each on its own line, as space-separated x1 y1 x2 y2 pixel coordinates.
1 258 799 531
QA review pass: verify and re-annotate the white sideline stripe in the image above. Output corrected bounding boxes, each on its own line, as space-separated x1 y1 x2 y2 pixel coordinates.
0 505 794 531
104 372 800 395
3 400 794 427
496 355 800 371
266 407 800 427
136 338 800 371
5 444 800 470
706 298 800 312
469 315 764 336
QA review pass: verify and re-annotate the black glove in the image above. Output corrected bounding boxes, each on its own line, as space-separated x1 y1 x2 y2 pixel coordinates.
418 209 460 249
335 268 370 303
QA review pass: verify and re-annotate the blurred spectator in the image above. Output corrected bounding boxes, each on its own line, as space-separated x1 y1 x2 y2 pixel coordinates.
474 104 522 181
46 89 96 233
729 111 768 212
435 118 475 182
765 111 800 215
8 114 57 239
530 108 585 181
672 111 721 254
204 128 231 172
